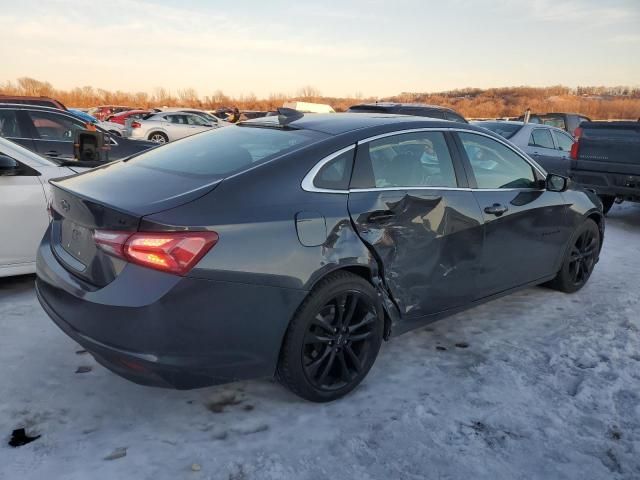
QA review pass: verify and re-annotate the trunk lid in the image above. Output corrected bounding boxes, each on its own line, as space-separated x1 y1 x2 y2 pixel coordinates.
49 161 222 286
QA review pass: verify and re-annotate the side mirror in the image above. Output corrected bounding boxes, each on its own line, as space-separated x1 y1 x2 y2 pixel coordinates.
546 173 568 192
0 154 20 176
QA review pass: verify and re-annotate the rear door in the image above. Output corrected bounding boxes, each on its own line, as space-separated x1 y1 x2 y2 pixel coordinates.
454 131 572 297
0 150 48 267
348 130 484 320
527 127 567 175
26 110 85 160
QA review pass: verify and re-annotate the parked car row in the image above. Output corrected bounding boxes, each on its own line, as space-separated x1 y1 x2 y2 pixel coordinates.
0 104 155 161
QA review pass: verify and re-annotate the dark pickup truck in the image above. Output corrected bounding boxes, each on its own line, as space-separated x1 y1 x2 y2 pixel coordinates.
570 121 640 214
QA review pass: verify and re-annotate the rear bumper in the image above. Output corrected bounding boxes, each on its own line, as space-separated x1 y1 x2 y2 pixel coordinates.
570 169 640 200
36 229 307 389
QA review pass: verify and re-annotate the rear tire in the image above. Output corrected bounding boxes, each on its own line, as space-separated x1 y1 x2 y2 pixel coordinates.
546 218 600 293
599 195 615 215
277 272 384 402
148 131 168 144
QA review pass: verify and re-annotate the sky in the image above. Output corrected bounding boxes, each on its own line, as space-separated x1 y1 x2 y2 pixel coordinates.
0 0 638 98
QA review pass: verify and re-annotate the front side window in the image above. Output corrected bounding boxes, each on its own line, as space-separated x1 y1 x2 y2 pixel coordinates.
554 131 575 152
529 128 555 149
0 110 24 138
28 111 83 141
459 132 537 189
361 131 457 188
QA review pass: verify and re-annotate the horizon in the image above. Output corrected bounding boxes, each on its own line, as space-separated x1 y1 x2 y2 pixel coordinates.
1 0 639 98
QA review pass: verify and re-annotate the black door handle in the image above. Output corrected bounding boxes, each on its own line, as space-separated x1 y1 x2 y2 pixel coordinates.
367 210 395 222
484 203 508 216
45 150 60 157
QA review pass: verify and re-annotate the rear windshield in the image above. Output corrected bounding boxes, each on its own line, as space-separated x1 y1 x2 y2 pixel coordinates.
475 122 522 139
126 125 326 177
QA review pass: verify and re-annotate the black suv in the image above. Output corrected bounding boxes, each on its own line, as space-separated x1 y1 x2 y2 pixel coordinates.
0 104 155 161
347 103 467 123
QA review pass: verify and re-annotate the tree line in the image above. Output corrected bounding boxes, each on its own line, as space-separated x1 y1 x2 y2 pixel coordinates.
1 77 638 119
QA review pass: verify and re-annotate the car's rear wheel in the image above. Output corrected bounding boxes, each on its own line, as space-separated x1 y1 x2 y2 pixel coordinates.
277 272 384 402
148 132 168 144
599 195 615 215
547 218 600 293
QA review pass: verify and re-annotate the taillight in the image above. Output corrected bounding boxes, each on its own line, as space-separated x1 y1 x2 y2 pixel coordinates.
573 127 583 139
131 121 141 129
570 142 579 160
94 230 218 275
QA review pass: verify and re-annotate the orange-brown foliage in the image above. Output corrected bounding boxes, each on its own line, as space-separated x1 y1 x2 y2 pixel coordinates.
1 78 639 119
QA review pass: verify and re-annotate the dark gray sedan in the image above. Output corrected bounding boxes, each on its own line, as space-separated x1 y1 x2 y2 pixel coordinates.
36 113 604 402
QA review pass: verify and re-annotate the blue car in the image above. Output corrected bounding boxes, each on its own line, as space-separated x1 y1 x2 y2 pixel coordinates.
68 108 99 124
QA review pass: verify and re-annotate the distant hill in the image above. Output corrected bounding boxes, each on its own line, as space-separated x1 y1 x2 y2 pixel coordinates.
2 78 638 119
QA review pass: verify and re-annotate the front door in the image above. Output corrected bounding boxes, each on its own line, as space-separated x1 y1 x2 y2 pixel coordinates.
347 130 484 321
455 131 573 297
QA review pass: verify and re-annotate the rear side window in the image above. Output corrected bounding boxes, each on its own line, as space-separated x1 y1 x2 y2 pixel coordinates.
354 131 457 188
127 125 325 177
0 110 24 138
529 129 555 149
313 149 354 190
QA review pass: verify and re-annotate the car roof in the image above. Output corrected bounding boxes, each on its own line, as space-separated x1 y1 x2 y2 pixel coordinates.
242 112 473 135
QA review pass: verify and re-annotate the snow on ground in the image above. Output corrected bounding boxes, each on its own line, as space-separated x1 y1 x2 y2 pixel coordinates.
1 203 639 480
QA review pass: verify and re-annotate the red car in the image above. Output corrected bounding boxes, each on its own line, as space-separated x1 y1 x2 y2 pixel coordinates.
105 109 152 125
88 105 135 121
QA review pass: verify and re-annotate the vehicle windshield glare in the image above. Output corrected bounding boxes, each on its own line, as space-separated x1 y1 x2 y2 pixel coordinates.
126 125 325 177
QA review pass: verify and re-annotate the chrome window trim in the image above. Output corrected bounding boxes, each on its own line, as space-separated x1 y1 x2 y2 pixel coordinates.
301 144 355 194
301 127 548 194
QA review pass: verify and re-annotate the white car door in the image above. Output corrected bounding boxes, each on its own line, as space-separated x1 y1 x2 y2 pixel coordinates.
0 152 49 272
0 138 82 276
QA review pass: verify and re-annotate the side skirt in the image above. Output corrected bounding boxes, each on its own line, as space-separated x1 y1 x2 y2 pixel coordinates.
390 274 557 337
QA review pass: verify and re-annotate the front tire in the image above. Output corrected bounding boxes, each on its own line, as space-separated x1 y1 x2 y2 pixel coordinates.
547 218 600 293
277 272 384 402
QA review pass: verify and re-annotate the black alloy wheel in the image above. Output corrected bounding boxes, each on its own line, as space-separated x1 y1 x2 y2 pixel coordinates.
278 272 384 402
568 228 598 287
547 218 600 293
303 290 377 391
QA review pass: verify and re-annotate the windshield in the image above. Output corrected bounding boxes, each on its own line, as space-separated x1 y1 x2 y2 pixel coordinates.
125 125 326 177
474 122 522 139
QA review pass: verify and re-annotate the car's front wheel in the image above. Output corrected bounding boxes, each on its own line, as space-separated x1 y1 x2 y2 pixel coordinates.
277 272 384 402
547 218 600 293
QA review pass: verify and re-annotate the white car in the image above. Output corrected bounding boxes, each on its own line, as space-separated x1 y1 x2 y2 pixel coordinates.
0 137 89 277
129 111 221 144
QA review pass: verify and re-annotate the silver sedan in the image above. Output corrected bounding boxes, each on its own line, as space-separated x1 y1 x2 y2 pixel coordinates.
472 121 576 176
130 112 222 144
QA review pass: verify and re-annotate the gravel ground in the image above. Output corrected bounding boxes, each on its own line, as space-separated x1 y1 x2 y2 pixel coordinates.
0 202 639 480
